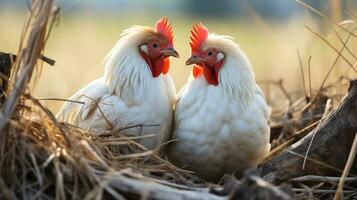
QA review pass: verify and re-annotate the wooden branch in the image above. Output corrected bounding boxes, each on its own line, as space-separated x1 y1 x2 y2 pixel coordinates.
108 174 226 200
106 171 295 200
261 79 357 184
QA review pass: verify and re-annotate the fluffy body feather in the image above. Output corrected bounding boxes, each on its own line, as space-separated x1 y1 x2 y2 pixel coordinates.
167 34 270 182
57 26 176 150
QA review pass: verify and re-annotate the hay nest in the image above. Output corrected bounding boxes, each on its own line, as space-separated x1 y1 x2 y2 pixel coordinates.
1 1 357 200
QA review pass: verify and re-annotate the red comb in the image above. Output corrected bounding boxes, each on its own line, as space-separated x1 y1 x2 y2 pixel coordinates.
190 23 209 53
155 16 173 44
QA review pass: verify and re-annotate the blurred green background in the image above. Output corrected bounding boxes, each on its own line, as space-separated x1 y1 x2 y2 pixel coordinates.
1 0 357 112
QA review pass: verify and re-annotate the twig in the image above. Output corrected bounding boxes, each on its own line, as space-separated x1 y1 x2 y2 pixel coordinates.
297 49 307 98
113 150 154 160
292 175 357 182
2 53 56 66
308 56 312 99
101 134 156 141
293 188 355 194
37 97 84 104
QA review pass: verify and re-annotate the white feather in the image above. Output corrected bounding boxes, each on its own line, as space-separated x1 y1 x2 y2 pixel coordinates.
140 45 148 55
217 52 224 61
168 34 270 182
57 26 176 150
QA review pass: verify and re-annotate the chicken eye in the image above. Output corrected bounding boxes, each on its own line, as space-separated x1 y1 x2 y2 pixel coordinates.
208 51 213 56
152 43 158 48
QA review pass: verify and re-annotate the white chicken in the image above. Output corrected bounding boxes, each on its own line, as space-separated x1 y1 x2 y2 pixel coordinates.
57 17 178 150
167 23 270 182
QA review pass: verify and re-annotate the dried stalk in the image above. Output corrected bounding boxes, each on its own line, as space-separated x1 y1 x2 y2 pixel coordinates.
0 0 54 131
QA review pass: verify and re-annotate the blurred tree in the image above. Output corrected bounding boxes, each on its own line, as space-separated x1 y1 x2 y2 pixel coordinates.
182 0 240 17
181 0 353 21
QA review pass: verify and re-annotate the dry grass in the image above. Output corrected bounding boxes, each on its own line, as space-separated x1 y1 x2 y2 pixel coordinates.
0 93 203 199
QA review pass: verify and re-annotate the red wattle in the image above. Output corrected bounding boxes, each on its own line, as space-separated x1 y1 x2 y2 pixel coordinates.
193 65 203 78
202 60 224 86
162 58 170 74
152 57 164 77
140 51 169 77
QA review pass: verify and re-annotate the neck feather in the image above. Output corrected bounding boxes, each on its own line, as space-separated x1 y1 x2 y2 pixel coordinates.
217 52 256 108
103 44 152 100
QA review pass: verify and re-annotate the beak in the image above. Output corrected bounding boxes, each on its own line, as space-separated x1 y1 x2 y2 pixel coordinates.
185 56 206 65
160 48 180 58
